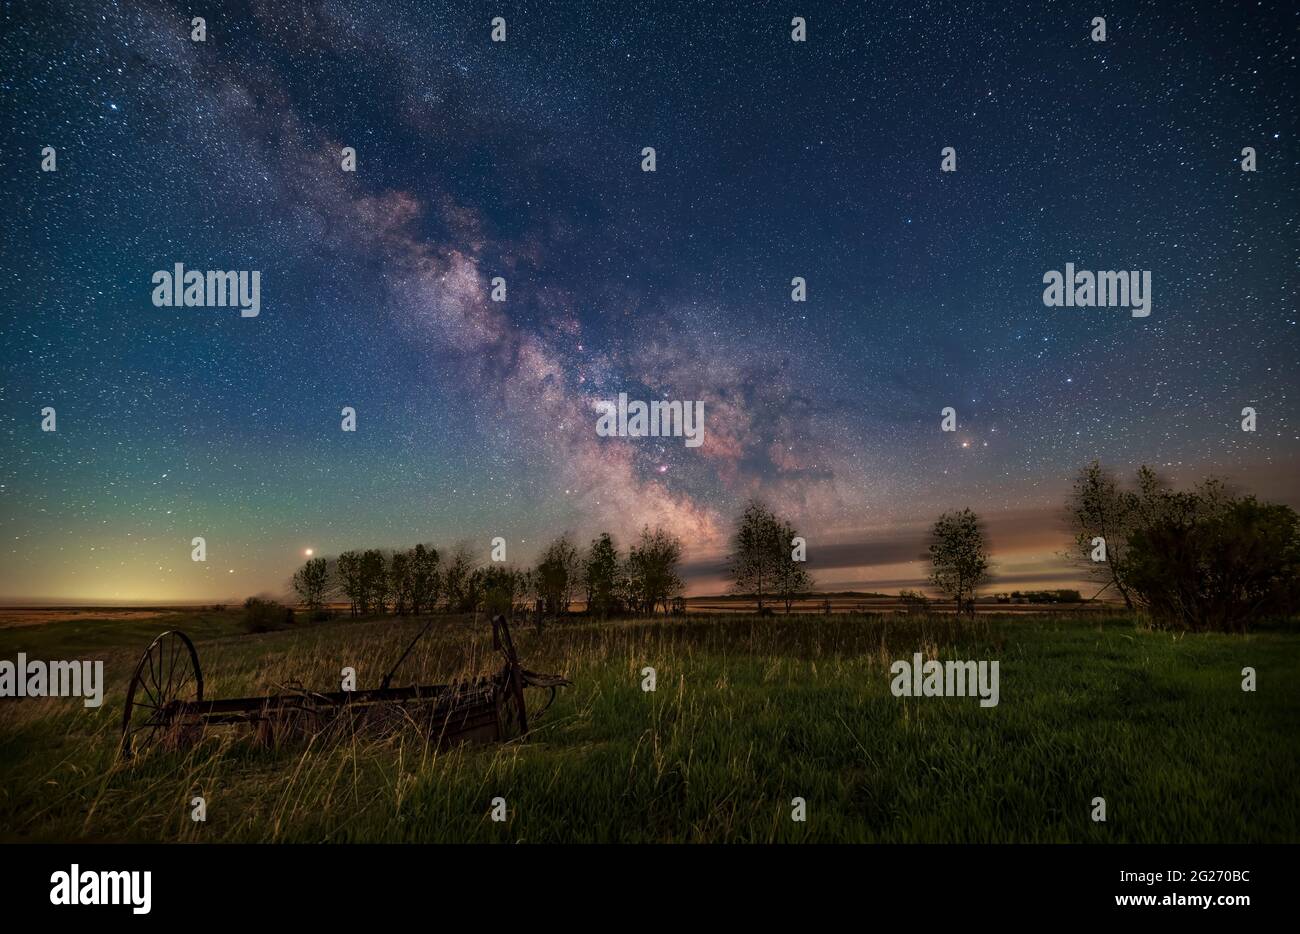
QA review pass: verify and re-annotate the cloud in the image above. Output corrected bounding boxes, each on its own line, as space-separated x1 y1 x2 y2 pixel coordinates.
680 505 1080 591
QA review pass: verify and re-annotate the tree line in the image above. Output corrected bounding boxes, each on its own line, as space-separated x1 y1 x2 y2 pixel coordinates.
291 526 688 622
286 501 990 621
289 502 824 621
288 462 1299 634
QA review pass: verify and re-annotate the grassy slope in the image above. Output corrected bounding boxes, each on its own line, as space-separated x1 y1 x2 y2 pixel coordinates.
0 611 1295 843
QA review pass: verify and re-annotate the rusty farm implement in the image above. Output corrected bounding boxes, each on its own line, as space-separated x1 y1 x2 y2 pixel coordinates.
119 614 568 759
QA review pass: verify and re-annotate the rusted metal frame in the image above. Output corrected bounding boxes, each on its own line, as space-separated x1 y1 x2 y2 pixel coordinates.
175 678 502 716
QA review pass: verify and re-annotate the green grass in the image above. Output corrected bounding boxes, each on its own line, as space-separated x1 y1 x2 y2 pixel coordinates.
0 610 1296 842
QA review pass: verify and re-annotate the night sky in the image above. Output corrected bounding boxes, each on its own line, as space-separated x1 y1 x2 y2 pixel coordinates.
1 0 1295 602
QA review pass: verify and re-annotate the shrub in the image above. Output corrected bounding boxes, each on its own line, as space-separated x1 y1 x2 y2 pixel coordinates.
243 596 291 633
898 589 931 614
1127 496 1300 633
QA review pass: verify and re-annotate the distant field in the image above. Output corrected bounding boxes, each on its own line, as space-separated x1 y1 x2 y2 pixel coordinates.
0 594 1112 629
683 595 1111 615
0 608 189 630
0 608 1295 843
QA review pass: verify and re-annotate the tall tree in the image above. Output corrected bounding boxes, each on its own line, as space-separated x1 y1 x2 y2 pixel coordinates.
335 551 364 617
388 551 412 615
360 549 388 614
727 500 785 611
626 526 684 617
773 519 814 613
513 567 537 617
926 508 992 616
536 534 581 618
441 542 477 613
478 564 522 617
583 532 621 618
1065 460 1137 608
291 556 329 610
408 543 440 615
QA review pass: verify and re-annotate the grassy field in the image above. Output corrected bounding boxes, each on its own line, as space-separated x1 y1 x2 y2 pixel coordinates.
0 608 1296 843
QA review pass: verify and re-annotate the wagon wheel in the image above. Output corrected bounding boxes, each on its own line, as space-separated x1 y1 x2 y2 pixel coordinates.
120 630 203 759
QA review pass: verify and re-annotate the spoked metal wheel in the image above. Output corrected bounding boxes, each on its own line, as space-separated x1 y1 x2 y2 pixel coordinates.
120 630 203 759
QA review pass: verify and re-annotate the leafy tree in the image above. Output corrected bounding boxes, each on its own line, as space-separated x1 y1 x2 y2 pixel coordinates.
388 551 412 615
583 532 621 618
462 567 486 615
1065 460 1138 608
626 526 684 616
478 564 522 618
614 563 640 615
727 500 785 611
291 556 329 610
335 551 364 617
1125 488 1300 632
773 518 814 613
441 543 477 613
513 567 537 616
360 549 388 614
1065 462 1252 614
926 508 992 616
536 534 581 618
408 543 440 615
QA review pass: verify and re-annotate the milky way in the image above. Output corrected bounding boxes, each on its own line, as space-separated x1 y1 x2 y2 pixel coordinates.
1 1 1295 600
